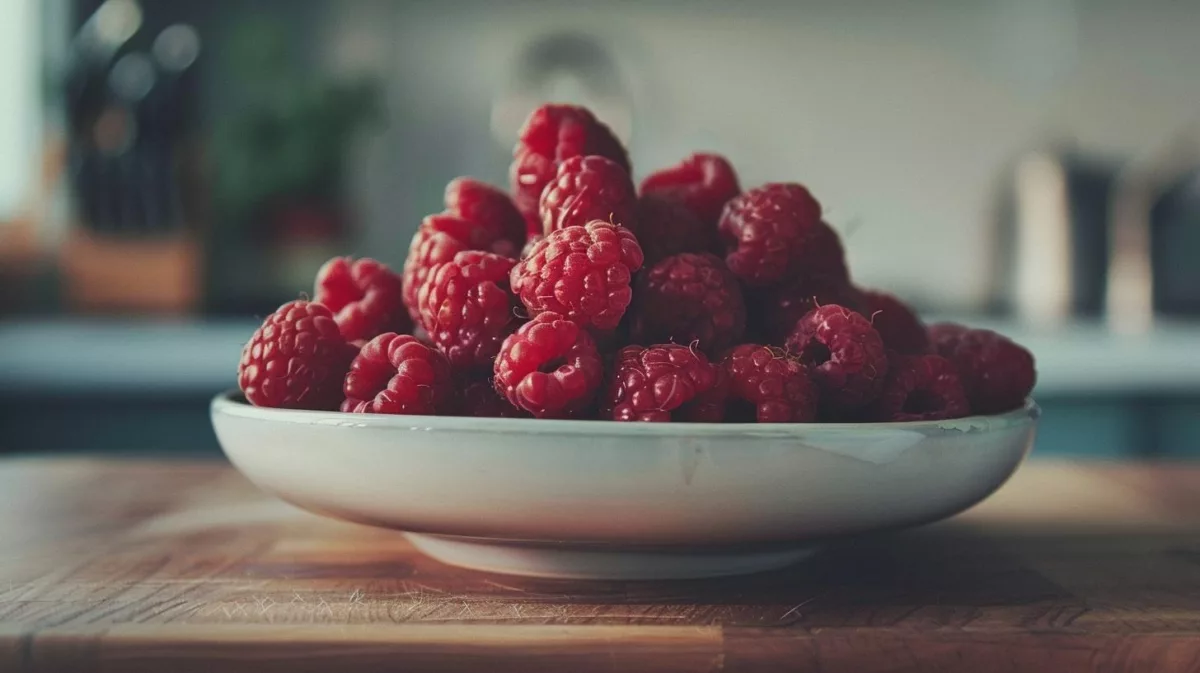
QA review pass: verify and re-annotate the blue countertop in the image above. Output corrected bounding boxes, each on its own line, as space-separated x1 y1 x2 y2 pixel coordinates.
1 318 1199 397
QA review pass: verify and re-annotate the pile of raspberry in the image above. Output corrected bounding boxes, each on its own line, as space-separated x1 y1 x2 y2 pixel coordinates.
238 103 1036 423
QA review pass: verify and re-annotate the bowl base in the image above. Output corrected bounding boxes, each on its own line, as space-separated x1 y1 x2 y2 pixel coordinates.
405 534 818 580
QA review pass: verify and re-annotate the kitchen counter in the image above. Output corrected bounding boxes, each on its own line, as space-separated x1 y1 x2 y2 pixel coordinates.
2 319 1199 458
1 458 1198 672
0 320 252 395
2 318 1200 396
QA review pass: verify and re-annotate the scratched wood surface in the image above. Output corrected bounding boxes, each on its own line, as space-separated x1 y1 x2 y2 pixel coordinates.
0 458 1199 673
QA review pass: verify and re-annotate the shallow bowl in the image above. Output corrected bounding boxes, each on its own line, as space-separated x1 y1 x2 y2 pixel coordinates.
212 392 1038 579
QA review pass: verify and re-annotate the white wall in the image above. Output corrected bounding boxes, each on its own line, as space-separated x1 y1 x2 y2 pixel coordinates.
320 0 1200 310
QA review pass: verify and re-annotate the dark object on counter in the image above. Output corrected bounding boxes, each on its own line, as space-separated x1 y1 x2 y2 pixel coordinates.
1150 169 1200 317
69 22 200 239
59 9 205 314
989 147 1119 322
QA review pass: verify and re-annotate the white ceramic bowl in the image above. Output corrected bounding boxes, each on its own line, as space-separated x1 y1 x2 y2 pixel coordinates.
211 392 1038 580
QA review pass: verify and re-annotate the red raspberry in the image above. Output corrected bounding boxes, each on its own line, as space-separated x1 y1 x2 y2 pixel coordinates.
718 183 848 287
444 177 525 254
754 276 864 346
493 312 604 418
786 304 888 413
860 289 929 355
928 323 1036 414
238 300 357 410
539 155 637 236
402 220 468 321
510 220 644 331
520 235 543 260
722 344 818 423
629 253 746 356
460 378 528 418
589 324 628 355
342 332 454 415
871 353 970 422
636 194 718 266
602 344 723 422
417 250 518 371
313 256 411 342
401 211 520 322
510 104 630 236
684 366 730 422
640 152 740 227
412 324 433 346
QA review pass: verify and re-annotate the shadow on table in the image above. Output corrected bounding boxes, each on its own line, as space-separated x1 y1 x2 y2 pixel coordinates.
237 525 1140 628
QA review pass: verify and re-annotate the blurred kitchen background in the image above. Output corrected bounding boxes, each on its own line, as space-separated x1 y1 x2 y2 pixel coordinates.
1 0 1199 457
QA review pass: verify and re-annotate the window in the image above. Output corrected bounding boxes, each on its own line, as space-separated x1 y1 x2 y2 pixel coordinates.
0 0 40 220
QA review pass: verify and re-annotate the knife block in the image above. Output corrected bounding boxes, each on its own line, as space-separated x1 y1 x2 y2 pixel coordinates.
60 229 200 314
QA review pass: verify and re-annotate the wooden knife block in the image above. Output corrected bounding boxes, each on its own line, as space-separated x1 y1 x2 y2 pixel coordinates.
60 230 201 314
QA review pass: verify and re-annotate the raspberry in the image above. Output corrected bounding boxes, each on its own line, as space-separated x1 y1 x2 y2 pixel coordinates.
871 353 969 422
718 183 848 287
418 250 518 371
636 194 718 266
589 324 628 355
238 300 356 410
629 253 746 356
402 220 468 321
602 344 723 422
684 366 730 422
786 304 888 414
444 177 525 254
401 212 520 321
928 323 1036 414
461 377 528 418
412 324 433 346
860 289 929 355
342 332 454 415
722 344 817 423
640 152 740 227
313 256 411 342
510 104 630 235
493 312 604 418
510 220 644 331
520 235 543 260
754 276 863 346
539 155 637 236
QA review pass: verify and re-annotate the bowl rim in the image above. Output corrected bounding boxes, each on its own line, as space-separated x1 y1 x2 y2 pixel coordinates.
212 390 1039 439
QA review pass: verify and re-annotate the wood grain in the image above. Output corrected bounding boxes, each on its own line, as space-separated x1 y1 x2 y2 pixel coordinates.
0 458 1198 672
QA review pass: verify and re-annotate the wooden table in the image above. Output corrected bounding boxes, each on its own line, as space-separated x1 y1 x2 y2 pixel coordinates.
1 459 1198 673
